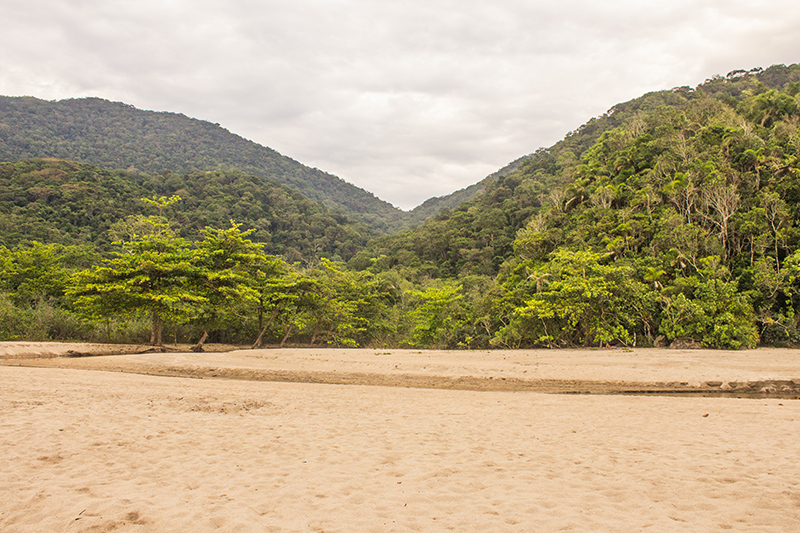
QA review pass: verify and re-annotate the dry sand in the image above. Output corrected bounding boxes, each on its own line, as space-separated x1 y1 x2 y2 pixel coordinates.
1 343 800 531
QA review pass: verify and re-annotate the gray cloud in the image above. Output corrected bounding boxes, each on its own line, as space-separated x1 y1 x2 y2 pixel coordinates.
1 0 799 209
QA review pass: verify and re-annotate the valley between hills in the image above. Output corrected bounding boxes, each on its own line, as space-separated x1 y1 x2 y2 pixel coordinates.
1 63 800 350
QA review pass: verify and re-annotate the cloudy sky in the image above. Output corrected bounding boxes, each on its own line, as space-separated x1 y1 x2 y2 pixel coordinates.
2 1 800 209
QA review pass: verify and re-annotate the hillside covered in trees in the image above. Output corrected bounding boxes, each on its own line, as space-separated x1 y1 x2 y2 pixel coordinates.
348 63 800 348
0 159 374 261
2 63 800 350
0 96 414 231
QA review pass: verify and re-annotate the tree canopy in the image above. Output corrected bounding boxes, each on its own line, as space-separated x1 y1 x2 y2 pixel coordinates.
0 95 406 231
0 159 374 261
3 63 800 349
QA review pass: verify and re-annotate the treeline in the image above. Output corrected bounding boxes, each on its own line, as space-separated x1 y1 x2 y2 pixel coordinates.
0 201 425 348
0 159 374 262
3 63 800 349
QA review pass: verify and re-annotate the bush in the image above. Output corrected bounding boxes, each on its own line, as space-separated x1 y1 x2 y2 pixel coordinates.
0 293 32 340
659 258 759 349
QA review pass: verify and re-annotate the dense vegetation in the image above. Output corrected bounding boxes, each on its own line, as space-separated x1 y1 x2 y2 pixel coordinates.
0 204 401 348
0 96 413 231
0 159 373 261
2 63 800 349
348 64 800 349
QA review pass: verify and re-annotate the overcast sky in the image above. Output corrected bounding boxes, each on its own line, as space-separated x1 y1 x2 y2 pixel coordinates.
2 1 799 209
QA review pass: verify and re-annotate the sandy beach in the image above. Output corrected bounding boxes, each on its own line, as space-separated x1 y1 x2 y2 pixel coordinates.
1 343 799 531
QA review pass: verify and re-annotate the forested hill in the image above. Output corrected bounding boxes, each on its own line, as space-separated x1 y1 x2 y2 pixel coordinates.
348 63 800 348
4 63 800 350
0 96 406 232
399 156 530 228
354 63 800 278
0 158 374 261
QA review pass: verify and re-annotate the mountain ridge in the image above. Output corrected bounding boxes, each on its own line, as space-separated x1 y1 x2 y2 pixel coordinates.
0 96 417 230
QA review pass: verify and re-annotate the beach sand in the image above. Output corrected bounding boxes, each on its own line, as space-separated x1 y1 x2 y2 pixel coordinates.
1 344 799 531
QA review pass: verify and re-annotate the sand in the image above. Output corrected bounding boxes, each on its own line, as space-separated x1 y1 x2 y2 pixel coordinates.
1 344 800 531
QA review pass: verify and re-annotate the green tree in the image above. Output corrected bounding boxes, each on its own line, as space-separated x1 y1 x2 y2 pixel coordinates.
659 257 758 349
503 249 648 347
0 242 79 306
251 269 318 348
67 197 203 345
406 283 466 348
189 221 265 351
304 259 396 347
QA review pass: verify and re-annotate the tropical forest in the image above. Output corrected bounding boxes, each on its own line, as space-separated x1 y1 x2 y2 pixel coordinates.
2 63 800 350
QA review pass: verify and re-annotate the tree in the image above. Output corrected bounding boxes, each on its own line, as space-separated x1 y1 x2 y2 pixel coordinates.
0 242 77 306
702 183 739 258
250 269 317 348
67 197 203 345
304 259 396 347
406 283 466 347
0 241 91 342
658 257 758 349
189 221 265 351
505 249 648 347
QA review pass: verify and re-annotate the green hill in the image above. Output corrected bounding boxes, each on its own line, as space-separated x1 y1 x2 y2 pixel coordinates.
355 64 800 277
349 63 800 348
0 158 373 261
0 96 406 232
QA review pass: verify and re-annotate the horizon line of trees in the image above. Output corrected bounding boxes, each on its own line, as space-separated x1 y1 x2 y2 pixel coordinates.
1 195 409 349
3 65 800 350
0 194 795 351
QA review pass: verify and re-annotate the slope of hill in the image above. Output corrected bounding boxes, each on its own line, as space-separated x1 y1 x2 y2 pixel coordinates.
355 63 800 278
0 96 406 232
0 158 374 261
347 63 800 348
400 155 533 228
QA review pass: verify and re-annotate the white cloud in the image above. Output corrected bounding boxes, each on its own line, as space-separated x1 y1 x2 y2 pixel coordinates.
1 0 799 209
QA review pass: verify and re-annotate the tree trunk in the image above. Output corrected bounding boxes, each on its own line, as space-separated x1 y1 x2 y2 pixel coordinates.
279 325 294 348
251 307 281 349
150 309 162 346
257 296 264 332
310 322 320 345
191 330 209 352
